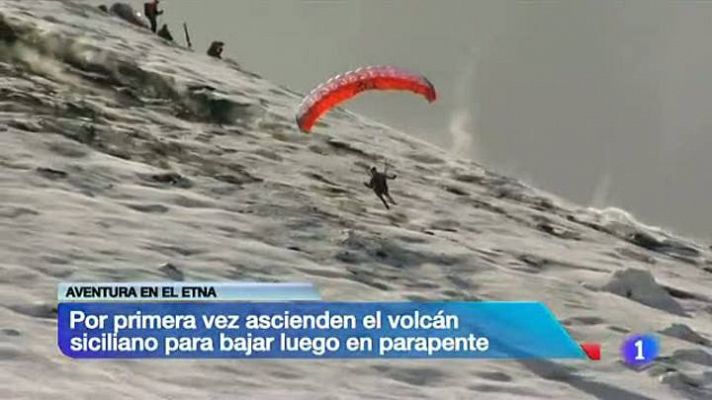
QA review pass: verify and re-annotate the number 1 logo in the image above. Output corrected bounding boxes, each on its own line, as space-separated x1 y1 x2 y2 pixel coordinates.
622 334 659 367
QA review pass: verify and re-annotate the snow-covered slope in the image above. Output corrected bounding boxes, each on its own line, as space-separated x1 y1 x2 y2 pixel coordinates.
0 1 710 399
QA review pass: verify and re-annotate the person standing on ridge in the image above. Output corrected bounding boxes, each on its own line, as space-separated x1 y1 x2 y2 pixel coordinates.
144 0 163 33
364 166 397 209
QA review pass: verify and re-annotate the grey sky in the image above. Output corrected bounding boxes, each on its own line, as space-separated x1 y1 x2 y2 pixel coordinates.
85 0 712 239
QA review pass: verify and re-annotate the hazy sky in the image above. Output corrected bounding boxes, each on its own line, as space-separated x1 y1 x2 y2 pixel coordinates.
84 0 712 239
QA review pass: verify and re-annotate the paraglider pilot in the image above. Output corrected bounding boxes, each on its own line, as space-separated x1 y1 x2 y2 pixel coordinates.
364 166 397 210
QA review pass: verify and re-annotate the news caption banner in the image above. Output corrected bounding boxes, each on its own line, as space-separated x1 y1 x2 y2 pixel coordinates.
57 282 601 360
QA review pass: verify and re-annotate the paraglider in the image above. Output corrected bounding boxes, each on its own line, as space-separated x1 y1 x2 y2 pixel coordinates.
295 65 436 133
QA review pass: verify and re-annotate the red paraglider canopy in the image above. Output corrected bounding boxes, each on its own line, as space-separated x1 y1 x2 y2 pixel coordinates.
296 65 437 133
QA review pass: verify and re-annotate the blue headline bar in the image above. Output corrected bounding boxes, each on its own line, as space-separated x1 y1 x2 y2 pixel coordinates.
57 301 586 360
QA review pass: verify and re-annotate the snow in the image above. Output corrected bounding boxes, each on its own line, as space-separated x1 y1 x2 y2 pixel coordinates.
0 1 710 399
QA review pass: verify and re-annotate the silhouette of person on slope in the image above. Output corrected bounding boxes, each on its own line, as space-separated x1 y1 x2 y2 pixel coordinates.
364 166 397 209
144 0 163 33
157 24 173 42
207 41 225 59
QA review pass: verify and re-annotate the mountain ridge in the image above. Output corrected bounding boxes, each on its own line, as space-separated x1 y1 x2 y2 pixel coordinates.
0 1 710 399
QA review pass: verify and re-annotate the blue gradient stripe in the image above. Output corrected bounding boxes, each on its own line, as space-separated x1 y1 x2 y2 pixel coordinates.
57 301 587 360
